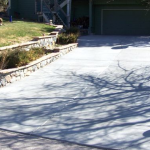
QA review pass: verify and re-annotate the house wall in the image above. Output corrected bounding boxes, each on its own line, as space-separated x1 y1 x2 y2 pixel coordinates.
70 0 143 29
71 0 89 20
93 0 141 5
10 0 37 21
10 0 19 15
71 0 149 34
93 0 148 34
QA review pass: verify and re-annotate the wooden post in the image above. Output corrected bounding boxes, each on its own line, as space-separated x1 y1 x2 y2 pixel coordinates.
8 0 11 16
41 0 43 12
54 0 58 12
67 0 70 27
89 0 93 34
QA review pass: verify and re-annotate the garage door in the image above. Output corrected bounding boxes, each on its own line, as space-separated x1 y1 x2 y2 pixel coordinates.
100 10 150 35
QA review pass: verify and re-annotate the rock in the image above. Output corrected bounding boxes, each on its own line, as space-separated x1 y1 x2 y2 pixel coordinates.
20 72 25 78
28 67 32 71
11 72 16 77
1 78 6 86
25 71 31 76
23 69 27 73
24 48 30 51
5 75 11 83
32 65 37 72
10 77 16 83
37 63 41 69
15 71 20 77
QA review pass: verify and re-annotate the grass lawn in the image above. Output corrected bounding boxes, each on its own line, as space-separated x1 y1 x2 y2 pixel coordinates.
0 19 55 47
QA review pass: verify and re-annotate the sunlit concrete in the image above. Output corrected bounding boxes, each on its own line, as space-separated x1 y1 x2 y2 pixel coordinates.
1 35 150 150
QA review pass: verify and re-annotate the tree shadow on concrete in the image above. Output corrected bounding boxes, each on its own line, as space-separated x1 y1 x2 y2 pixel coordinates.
0 128 103 150
0 63 150 149
78 35 150 48
143 130 150 137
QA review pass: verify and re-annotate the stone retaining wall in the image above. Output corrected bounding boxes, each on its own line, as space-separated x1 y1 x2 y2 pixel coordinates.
0 36 57 52
0 25 78 88
0 25 63 52
0 43 78 88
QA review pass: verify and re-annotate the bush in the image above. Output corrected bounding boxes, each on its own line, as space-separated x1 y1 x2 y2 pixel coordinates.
66 27 80 36
56 27 80 45
57 33 78 45
0 50 8 69
6 49 29 68
0 47 45 69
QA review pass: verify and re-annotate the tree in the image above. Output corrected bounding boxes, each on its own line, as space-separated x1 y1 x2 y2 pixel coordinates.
0 0 8 12
0 0 8 7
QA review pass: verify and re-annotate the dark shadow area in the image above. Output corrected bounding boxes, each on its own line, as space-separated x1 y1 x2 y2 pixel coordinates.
78 35 150 48
111 45 129 49
143 130 150 137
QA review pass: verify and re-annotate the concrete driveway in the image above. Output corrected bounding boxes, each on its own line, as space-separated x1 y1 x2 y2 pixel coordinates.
1 35 150 150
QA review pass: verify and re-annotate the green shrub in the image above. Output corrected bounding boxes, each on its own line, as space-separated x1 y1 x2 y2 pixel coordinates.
0 47 45 69
66 27 80 36
57 33 78 45
27 47 45 61
56 27 79 45
6 49 29 68
0 51 9 69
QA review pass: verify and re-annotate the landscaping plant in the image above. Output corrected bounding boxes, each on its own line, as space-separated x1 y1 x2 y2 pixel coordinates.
0 50 8 69
66 27 80 36
57 27 79 45
57 33 78 45
0 47 46 69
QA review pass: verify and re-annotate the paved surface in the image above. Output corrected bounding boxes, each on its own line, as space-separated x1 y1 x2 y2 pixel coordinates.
1 35 150 150
0 129 104 150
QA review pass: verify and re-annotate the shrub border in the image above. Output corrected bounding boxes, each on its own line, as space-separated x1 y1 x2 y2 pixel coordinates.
0 43 78 87
0 25 78 88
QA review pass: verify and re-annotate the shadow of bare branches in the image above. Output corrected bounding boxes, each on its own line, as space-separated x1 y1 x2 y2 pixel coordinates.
0 61 150 149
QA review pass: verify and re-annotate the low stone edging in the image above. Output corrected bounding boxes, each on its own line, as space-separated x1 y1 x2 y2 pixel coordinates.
0 43 78 88
0 35 57 52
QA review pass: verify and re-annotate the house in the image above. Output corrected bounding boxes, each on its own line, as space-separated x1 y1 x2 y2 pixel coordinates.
8 0 150 35
8 0 72 28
